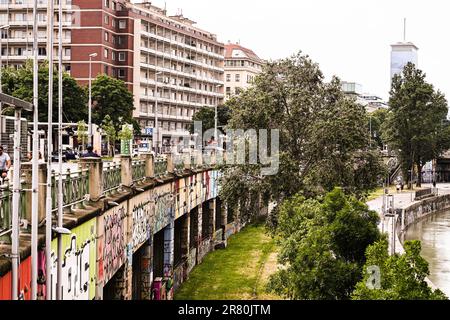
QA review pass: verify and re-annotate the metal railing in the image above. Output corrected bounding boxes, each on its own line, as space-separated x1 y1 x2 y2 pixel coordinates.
132 160 146 183
414 188 434 201
0 181 27 240
154 158 168 177
103 162 122 195
51 167 90 213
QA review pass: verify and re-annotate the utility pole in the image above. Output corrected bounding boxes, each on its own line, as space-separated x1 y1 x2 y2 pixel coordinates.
154 71 161 155
56 0 64 300
0 93 33 301
45 0 54 300
30 0 39 300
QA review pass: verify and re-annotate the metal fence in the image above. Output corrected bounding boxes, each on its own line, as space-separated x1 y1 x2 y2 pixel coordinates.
415 188 434 200
103 162 122 195
154 158 168 177
132 160 146 183
51 167 90 212
0 182 27 240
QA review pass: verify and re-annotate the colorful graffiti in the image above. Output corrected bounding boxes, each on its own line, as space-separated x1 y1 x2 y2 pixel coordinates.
0 256 32 300
36 218 97 300
132 200 152 251
153 186 175 234
102 205 127 283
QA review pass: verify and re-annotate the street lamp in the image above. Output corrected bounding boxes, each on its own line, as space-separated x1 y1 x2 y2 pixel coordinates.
154 71 162 155
88 53 97 145
0 25 10 116
214 84 223 146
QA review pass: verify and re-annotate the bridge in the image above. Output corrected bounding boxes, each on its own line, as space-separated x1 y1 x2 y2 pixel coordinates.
0 153 252 300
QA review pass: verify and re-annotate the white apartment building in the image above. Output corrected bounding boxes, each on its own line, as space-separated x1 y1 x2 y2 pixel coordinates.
224 42 263 101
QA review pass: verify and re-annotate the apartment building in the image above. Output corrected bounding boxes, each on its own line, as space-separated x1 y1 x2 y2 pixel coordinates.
0 0 225 150
224 42 263 101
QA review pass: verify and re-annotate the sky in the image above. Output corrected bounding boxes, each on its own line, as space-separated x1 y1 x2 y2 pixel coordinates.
133 0 450 101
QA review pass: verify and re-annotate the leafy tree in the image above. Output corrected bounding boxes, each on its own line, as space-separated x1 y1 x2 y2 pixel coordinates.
1 60 88 122
101 115 117 157
352 239 447 300
382 62 450 187
220 52 386 222
189 105 232 134
267 188 381 300
91 74 134 130
369 108 388 150
77 120 88 151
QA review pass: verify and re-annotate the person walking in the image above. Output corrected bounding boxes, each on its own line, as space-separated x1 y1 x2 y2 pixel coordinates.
82 145 100 158
0 146 11 180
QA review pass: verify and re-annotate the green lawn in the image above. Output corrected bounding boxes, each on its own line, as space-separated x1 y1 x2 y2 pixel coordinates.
174 222 281 300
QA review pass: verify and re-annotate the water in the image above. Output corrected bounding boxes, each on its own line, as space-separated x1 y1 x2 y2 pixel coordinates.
404 210 450 297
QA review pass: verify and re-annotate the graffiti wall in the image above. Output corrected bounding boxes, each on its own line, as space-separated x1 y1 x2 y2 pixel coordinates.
0 256 31 300
36 218 97 300
98 203 128 285
130 191 154 253
152 183 175 234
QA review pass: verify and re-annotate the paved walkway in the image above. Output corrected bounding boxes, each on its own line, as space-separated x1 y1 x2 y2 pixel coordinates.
367 183 450 289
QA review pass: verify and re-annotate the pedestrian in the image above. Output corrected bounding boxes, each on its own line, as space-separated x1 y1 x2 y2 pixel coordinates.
0 146 11 180
82 145 100 158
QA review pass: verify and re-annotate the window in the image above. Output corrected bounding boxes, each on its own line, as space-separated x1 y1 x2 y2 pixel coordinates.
226 74 231 82
235 74 240 82
104 32 109 42
104 65 109 74
111 51 116 61
104 0 110 8
112 19 116 27
104 48 108 58
118 52 126 61
119 20 126 29
118 69 125 78
64 48 71 56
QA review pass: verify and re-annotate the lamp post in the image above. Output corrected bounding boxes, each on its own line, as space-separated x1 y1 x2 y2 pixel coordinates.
88 53 97 145
56 0 64 300
0 25 10 116
30 0 39 300
214 84 223 146
45 0 54 300
154 71 162 155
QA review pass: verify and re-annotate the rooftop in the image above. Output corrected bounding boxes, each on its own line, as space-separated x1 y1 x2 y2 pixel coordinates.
225 43 262 63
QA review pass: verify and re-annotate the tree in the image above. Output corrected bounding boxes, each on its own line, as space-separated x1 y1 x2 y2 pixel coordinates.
91 74 134 130
77 120 88 152
101 115 116 157
189 105 232 134
267 188 381 300
352 239 447 300
1 60 88 122
369 108 388 150
383 62 450 187
220 52 386 223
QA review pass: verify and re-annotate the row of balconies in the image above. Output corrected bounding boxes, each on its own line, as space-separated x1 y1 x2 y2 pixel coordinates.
140 29 224 61
140 46 223 73
140 62 223 86
140 93 220 109
139 77 223 98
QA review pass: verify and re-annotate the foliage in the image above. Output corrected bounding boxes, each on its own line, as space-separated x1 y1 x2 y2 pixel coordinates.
101 115 117 157
369 108 388 149
220 52 386 222
382 62 450 187
1 60 88 122
189 105 232 135
91 74 134 130
118 124 134 141
77 120 88 150
267 188 381 300
352 239 447 300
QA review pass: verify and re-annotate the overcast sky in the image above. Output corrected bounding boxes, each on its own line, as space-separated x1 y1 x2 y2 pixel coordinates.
133 0 450 101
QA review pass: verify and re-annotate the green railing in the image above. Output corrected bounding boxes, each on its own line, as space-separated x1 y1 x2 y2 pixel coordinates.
154 158 168 177
132 160 146 183
103 162 122 194
0 182 27 241
52 167 90 212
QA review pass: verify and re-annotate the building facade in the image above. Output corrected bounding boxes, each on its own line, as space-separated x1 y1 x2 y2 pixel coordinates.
0 0 225 151
341 81 388 113
224 43 263 101
390 42 418 79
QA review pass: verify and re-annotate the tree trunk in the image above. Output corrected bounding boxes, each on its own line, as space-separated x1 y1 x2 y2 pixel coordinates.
416 164 422 188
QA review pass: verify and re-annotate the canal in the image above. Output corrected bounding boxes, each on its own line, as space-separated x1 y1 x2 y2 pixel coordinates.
404 210 450 297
